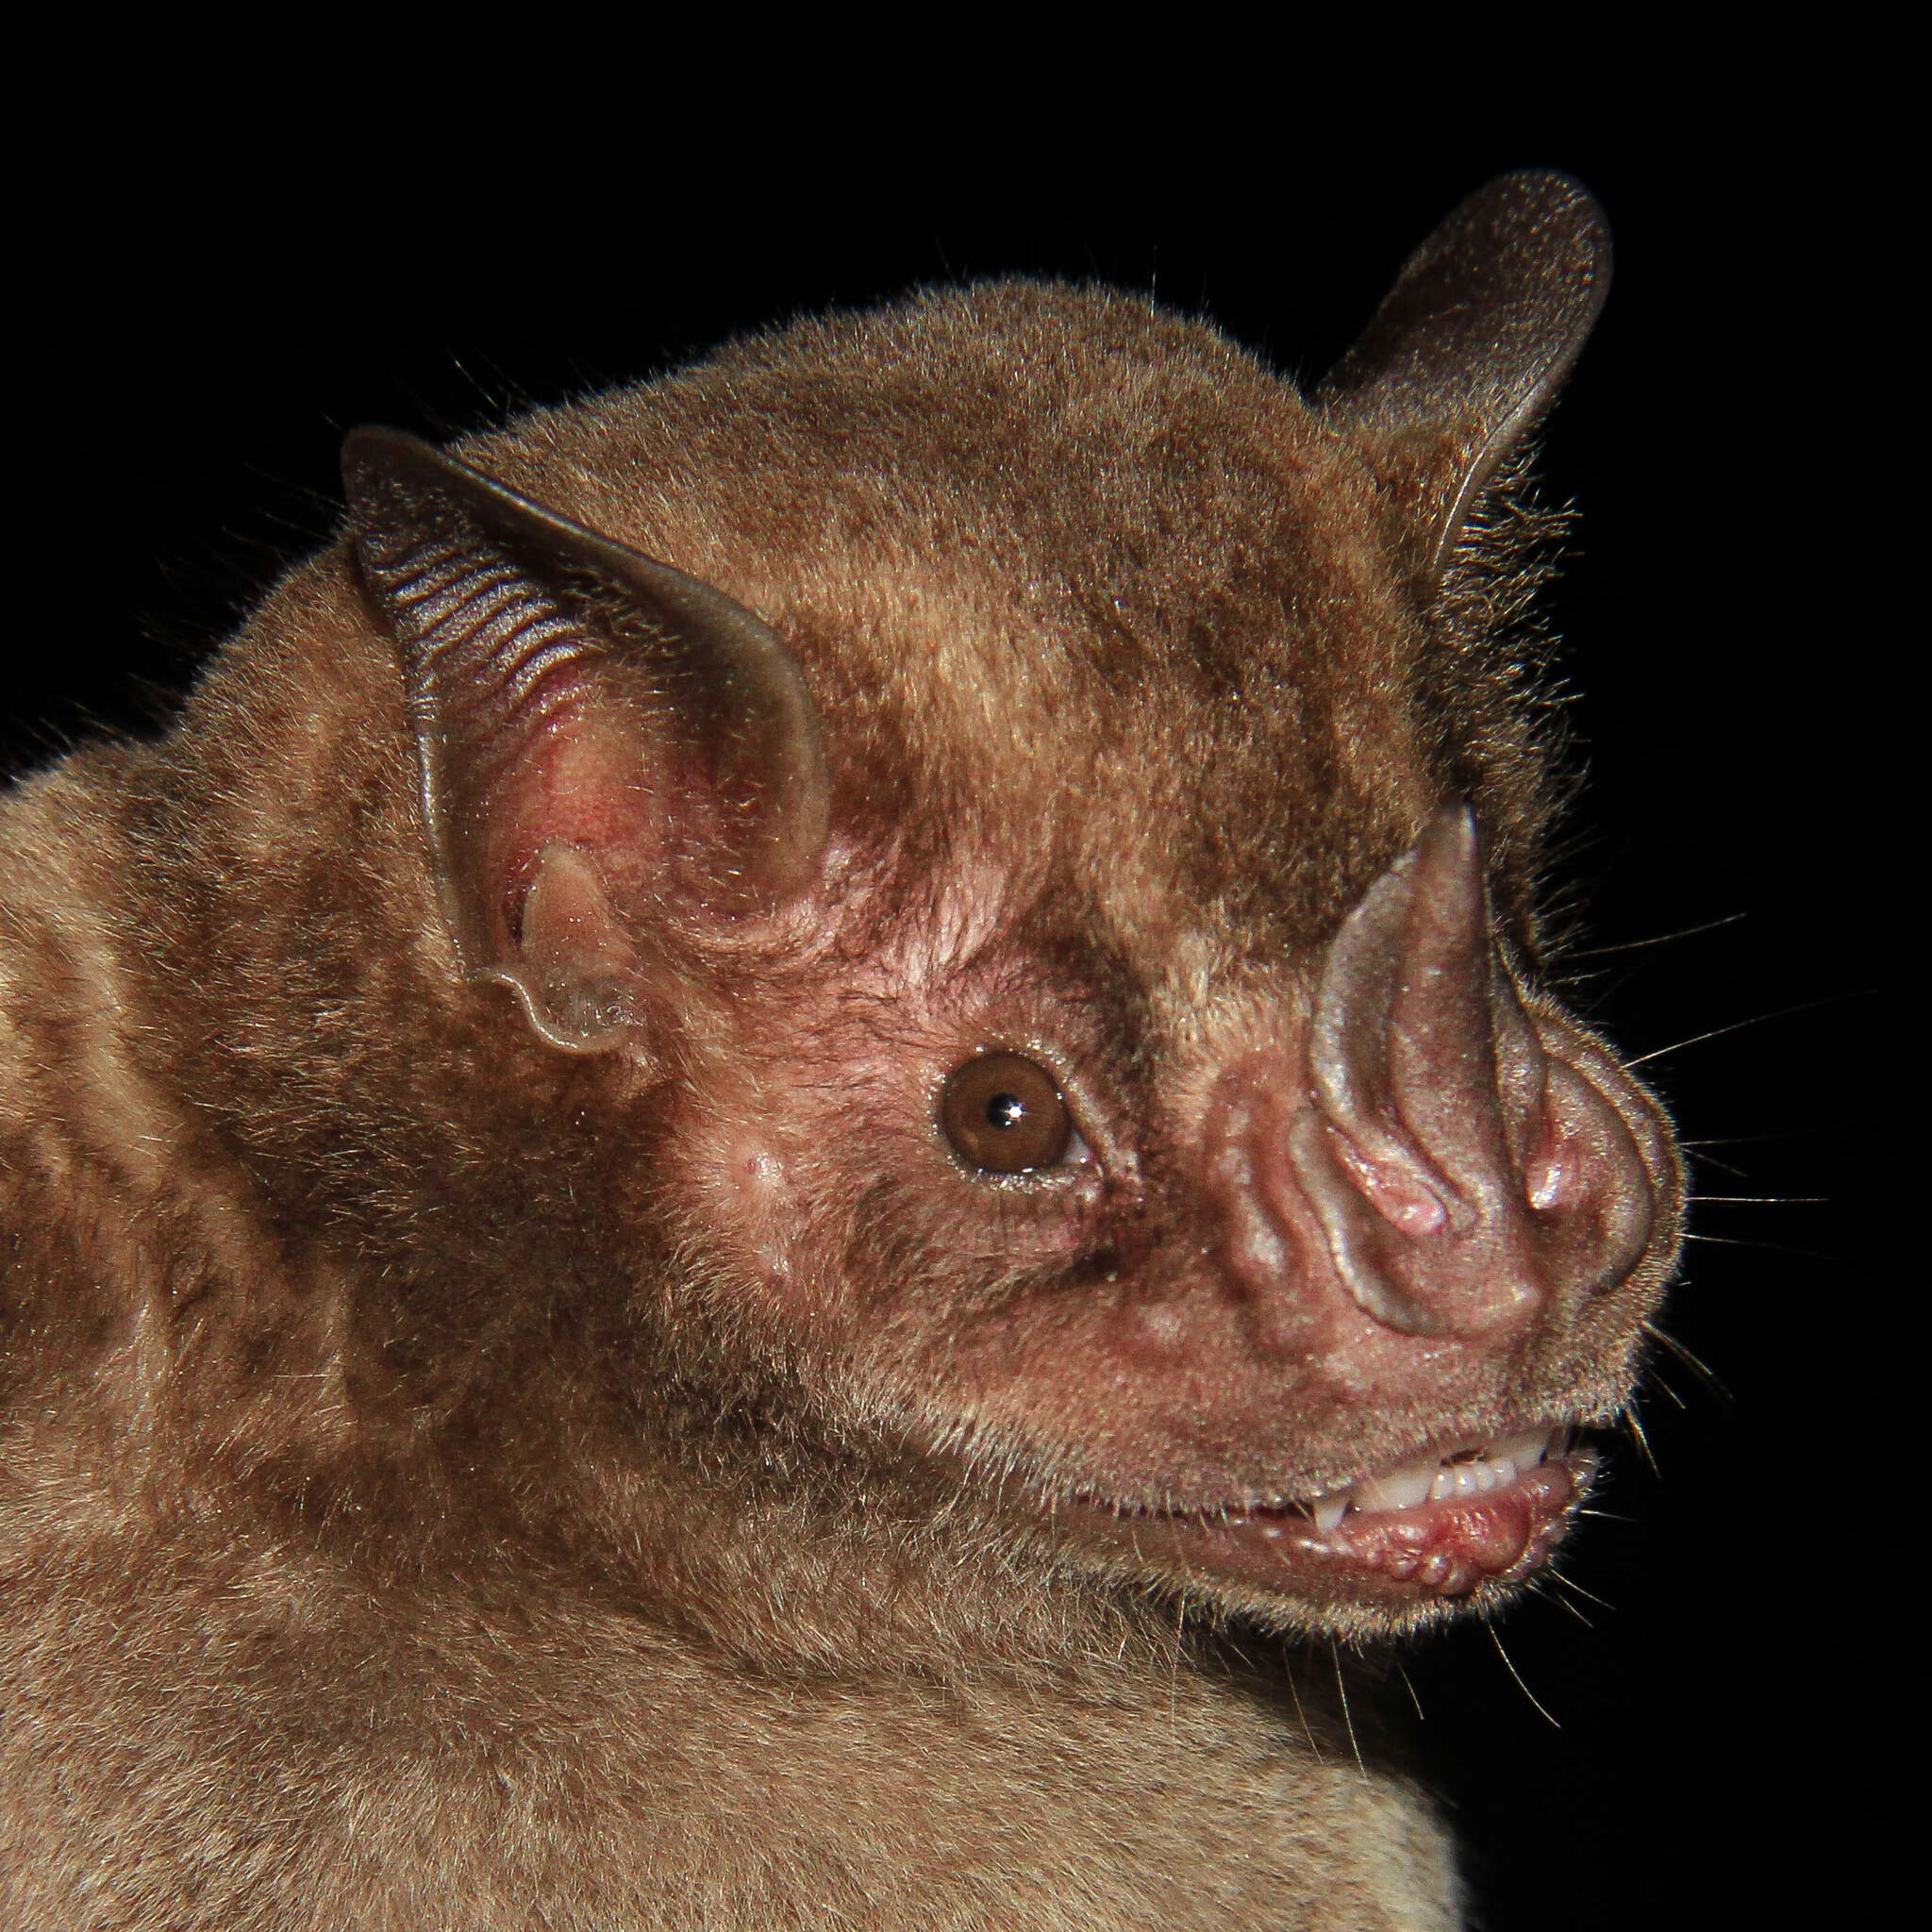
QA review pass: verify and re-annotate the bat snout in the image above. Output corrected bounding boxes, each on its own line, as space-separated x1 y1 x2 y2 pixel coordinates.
1202 807 1670 1362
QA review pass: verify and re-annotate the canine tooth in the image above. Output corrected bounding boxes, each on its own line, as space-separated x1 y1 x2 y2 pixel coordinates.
1310 1491 1352 1533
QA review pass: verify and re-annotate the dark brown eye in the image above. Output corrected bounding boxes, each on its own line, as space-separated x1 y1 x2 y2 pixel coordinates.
939 1052 1074 1174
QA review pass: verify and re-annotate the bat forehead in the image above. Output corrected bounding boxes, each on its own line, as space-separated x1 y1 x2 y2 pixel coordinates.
472 282 1441 943
486 284 1370 614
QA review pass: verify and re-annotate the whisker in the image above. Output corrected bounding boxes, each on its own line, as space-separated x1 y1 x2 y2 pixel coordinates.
1626 991 1869 1067
1641 1323 1733 1405
1487 1620 1560 1728
1647 1371 1687 1410
1622 1407 1660 1478
1566 912 1748 958
1545 1567 1614 1614
1329 1638 1368 1783
1394 1658 1426 1723
1283 1647 1323 1765
1168 1603 1185 1744
1526 1575 1592 1626
1681 1232 1838 1262
1688 1194 1828 1205
1686 1148 1752 1178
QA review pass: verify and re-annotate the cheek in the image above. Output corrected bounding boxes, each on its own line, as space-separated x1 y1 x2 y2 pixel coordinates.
724 1143 796 1274
677 1058 919 1324
690 1122 829 1316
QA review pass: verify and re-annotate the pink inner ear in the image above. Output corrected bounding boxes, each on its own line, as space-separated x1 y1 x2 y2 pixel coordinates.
416 587 774 1052
433 632 708 1052
498 712 674 941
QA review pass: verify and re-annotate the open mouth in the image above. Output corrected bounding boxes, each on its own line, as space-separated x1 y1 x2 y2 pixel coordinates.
1297 1424 1576 1533
1074 1423 1592 1607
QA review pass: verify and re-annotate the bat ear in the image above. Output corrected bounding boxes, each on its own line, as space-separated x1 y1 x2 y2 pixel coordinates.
342 427 829 1053
1315 170 1610 591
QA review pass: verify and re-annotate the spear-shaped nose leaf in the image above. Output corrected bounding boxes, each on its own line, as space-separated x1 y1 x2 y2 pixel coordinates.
1289 805 1653 1337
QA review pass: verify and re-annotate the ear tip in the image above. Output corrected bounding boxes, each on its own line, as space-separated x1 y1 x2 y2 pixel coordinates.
1457 168 1614 296
1474 167 1606 223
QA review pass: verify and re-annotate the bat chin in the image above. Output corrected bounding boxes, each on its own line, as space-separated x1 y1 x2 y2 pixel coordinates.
1067 1424 1592 1615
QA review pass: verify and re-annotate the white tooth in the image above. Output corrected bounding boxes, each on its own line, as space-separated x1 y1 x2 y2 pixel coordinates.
1311 1491 1352 1533
1471 1462 1498 1493
1355 1459 1439 1513
1357 1452 1441 1511
1453 1465 1481 1499
1491 1457 1518 1487
1429 1466 1457 1503
1494 1431 1546 1470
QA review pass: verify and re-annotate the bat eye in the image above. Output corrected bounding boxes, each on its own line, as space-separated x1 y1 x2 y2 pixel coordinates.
940 1052 1074 1174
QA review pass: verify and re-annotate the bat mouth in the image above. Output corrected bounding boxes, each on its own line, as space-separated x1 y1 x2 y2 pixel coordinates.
1072 1423 1591 1607
1286 1424 1578 1536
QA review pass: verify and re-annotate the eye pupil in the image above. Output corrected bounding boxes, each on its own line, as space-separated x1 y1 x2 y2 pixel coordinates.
939 1053 1075 1174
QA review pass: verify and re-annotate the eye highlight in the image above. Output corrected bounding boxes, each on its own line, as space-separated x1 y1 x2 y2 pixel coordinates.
939 1052 1074 1174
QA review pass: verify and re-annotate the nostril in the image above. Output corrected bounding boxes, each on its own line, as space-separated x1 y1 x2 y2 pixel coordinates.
1524 1127 1574 1214
1286 1108 1446 1336
1276 1120 1449 1241
1199 1053 1452 1339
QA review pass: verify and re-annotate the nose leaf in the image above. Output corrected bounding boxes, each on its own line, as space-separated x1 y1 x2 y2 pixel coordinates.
1291 804 1657 1338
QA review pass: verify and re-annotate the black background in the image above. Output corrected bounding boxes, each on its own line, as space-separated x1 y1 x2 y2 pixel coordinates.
11 122 1889 1927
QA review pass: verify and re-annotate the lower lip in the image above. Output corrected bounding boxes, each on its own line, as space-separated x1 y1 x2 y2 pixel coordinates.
1078 1452 1591 1604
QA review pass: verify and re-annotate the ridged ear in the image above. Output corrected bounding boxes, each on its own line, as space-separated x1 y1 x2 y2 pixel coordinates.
1316 171 1611 591
342 428 829 1053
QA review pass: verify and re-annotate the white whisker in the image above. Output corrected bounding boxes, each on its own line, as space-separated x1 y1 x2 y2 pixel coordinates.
1329 1638 1368 1783
1626 991 1867 1066
1565 912 1747 958
1487 1620 1559 1728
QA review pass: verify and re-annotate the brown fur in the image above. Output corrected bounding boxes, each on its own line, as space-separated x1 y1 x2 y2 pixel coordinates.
1 271 1677 1928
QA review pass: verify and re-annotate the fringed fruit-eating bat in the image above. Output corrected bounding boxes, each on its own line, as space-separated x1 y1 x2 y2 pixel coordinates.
0 171 1681 1930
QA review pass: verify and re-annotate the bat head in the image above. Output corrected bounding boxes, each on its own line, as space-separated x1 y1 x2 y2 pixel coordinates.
333 172 1679 1641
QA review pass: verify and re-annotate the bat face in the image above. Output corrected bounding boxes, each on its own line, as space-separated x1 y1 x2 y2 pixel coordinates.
325 175 1681 1644
640 796 1678 1635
